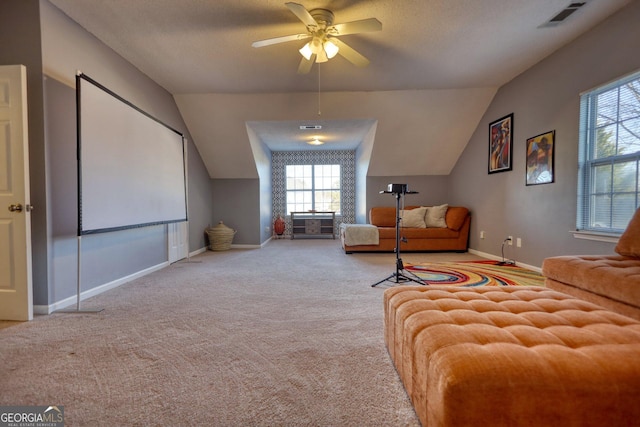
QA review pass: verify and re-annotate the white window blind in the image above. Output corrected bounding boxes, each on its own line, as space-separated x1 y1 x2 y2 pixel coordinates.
577 70 640 233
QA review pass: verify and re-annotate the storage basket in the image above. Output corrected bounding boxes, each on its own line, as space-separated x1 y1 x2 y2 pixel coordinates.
206 221 236 251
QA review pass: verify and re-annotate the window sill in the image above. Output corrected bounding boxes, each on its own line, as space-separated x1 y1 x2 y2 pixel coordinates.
571 230 620 244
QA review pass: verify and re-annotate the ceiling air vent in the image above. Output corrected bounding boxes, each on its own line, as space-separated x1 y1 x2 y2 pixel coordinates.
541 2 587 27
300 125 322 130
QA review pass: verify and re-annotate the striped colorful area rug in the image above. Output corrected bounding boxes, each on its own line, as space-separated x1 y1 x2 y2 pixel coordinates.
405 260 544 287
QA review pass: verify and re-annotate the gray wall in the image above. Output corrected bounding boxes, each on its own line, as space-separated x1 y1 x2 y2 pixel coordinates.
0 0 214 307
186 138 215 251
366 175 452 215
449 0 640 267
355 122 377 223
211 179 261 246
260 173 273 244
0 0 49 305
247 125 274 244
39 0 213 307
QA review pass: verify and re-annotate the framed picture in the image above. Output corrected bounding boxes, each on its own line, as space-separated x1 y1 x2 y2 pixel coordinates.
526 130 555 185
488 113 513 174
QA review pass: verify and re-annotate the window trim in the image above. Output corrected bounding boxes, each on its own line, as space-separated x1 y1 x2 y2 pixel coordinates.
570 230 620 243
577 69 640 235
285 163 342 215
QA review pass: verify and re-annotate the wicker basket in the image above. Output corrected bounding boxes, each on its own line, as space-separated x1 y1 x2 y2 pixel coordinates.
206 221 236 251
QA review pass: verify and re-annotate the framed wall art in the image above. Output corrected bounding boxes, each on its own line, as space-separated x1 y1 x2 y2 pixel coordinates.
526 130 555 185
488 113 513 174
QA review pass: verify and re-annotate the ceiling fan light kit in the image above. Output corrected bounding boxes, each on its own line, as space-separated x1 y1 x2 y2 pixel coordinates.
323 40 339 59
299 38 339 62
252 2 382 73
298 43 313 60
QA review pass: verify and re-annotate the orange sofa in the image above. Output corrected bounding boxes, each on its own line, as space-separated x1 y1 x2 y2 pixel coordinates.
542 208 640 321
341 205 470 253
384 286 640 427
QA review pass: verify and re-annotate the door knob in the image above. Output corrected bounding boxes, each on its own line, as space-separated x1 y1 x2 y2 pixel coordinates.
8 204 23 212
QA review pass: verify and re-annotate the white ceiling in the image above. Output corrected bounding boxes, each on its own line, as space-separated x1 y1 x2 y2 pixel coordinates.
247 119 377 151
47 0 633 177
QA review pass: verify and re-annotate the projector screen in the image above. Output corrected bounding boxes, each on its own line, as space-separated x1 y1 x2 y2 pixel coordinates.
77 73 187 235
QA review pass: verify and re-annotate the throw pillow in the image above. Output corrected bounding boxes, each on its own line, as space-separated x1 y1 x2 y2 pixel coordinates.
616 208 640 257
400 207 427 228
425 204 448 228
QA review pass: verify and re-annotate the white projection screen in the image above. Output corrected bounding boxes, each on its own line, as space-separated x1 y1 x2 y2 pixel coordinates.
77 74 187 235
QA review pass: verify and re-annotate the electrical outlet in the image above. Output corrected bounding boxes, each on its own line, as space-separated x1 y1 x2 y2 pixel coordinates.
480 231 485 239
516 237 522 248
508 236 513 245
265 226 270 233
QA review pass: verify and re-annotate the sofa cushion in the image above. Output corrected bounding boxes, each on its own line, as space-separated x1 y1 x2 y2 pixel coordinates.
370 206 420 227
425 204 448 228
542 254 640 309
616 208 640 258
445 206 469 231
400 206 427 228
378 226 459 239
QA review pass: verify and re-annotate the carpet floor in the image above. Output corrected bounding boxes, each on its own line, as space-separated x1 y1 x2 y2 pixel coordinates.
1 240 488 426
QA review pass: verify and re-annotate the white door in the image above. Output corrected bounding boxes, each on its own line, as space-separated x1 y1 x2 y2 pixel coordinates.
168 221 188 263
0 65 33 321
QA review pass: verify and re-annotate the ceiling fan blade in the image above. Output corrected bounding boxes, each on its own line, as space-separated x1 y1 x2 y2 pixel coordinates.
297 55 315 74
252 33 310 48
286 2 318 28
330 38 370 67
331 18 382 36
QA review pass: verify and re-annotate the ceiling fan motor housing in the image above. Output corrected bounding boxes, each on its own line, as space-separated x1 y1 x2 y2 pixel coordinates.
309 9 335 29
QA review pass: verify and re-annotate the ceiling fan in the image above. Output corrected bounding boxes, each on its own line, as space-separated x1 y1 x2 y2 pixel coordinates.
251 2 382 74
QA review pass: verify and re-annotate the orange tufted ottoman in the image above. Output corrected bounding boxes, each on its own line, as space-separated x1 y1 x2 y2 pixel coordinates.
384 286 640 427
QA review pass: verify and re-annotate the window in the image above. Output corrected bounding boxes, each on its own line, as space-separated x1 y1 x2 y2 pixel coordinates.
578 70 640 233
286 164 341 214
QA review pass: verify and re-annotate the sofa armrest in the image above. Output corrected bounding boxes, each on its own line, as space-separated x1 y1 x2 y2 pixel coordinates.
446 207 470 231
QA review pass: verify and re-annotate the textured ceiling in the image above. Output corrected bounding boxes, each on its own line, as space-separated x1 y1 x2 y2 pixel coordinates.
247 119 377 151
46 0 633 177
47 0 631 93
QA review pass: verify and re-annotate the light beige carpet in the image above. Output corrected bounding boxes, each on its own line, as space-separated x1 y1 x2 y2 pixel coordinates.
0 240 482 426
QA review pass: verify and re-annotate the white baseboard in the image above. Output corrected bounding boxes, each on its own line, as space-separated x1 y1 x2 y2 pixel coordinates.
190 246 207 257
34 262 169 315
203 236 280 250
197 242 264 253
468 248 542 273
230 244 263 249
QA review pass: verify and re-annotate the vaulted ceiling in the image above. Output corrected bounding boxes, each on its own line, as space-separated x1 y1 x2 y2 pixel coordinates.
48 0 632 178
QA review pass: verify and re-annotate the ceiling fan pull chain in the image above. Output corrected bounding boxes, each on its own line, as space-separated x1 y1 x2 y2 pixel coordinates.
318 63 321 116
